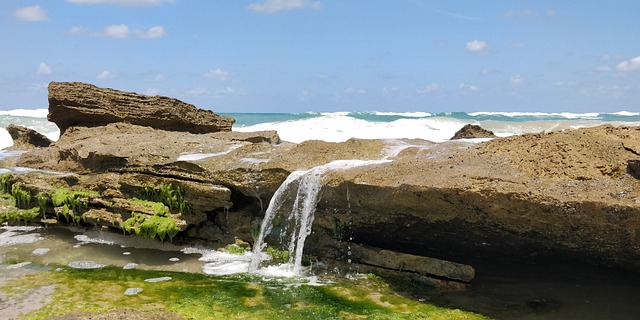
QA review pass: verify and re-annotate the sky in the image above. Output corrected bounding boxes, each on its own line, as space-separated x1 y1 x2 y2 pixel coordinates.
1 0 639 113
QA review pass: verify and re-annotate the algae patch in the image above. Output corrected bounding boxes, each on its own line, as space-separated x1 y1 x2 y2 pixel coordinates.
0 266 489 320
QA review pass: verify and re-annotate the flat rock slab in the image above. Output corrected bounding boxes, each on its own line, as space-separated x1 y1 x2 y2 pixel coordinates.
48 82 234 134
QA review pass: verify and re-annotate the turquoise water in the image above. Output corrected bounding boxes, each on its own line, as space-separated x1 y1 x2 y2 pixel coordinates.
223 110 640 127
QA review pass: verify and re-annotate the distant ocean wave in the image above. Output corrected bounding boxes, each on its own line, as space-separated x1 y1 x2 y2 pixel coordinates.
0 109 639 148
229 110 640 143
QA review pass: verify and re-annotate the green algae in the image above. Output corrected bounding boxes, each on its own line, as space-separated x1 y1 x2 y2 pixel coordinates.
1 266 489 320
138 183 191 214
0 174 41 223
51 188 97 223
0 208 42 224
122 211 180 242
121 184 192 242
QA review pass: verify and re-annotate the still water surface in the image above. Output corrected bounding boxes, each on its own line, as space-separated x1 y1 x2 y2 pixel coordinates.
2 226 640 320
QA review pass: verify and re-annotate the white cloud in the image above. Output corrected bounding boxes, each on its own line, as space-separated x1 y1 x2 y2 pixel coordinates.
153 74 165 81
554 81 577 87
204 68 230 81
381 87 401 96
416 83 442 94
343 87 366 95
248 0 322 14
37 63 52 76
458 82 480 94
579 84 631 98
617 56 640 72
510 75 524 86
213 87 236 98
298 90 311 101
187 87 209 96
104 24 130 38
465 40 488 53
69 24 166 39
505 8 556 19
146 88 160 95
67 0 173 7
135 26 166 39
97 70 115 79
13 5 48 22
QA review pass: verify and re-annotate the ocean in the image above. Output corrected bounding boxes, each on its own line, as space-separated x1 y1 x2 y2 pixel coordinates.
1 108 640 149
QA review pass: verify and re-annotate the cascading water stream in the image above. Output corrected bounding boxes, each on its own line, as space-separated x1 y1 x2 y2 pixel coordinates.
248 159 390 276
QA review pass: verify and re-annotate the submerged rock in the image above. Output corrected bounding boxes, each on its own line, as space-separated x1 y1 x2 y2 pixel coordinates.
68 260 106 269
47 82 234 134
144 276 172 283
124 287 143 296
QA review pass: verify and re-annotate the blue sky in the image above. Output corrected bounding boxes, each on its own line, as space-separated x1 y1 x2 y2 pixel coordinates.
1 0 639 113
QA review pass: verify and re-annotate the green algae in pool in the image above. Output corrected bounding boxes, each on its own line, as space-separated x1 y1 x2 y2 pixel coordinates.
1 266 488 320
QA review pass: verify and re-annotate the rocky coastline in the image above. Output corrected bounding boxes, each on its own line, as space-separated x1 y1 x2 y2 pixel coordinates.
2 82 640 285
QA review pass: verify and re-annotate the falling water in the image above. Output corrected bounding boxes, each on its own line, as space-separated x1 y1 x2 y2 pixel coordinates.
249 159 390 276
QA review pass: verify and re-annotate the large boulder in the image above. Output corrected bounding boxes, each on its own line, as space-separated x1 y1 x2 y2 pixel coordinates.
47 82 234 134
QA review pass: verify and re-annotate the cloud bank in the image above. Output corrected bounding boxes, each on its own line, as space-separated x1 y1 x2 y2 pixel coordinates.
617 56 640 72
70 25 166 39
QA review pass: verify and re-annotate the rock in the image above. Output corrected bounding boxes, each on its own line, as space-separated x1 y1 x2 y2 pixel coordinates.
629 160 640 179
124 288 143 296
9 83 640 276
5 124 53 149
47 82 234 134
451 124 497 140
348 244 475 282
316 125 640 271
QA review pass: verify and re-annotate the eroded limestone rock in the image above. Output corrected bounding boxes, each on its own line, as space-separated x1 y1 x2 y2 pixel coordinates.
47 82 234 134
5 124 53 149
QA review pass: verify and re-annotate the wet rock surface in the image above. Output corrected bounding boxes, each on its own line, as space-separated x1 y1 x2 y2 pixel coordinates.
4 82 640 282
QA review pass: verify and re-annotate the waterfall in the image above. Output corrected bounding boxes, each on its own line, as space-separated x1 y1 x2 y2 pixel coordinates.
249 159 390 276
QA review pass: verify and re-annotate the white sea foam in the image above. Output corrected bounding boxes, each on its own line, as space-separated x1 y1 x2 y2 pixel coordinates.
202 260 250 275
468 111 601 119
235 114 470 143
32 248 51 255
1 108 639 148
68 260 106 269
373 111 432 117
177 144 244 161
0 228 43 247
611 111 640 116
74 234 116 246
0 108 48 118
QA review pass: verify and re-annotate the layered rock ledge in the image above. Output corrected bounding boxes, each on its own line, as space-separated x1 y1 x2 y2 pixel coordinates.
47 82 235 134
3 82 640 283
